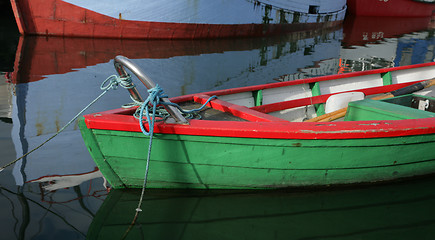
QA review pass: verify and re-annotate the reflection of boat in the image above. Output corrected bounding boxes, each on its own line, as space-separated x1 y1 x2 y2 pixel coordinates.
347 0 435 17
87 177 435 239
28 168 104 191
9 25 343 94
338 15 435 73
10 0 346 39
80 57 435 189
342 15 435 47
278 16 435 80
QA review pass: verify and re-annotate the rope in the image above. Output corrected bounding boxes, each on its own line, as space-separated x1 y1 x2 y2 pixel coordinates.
0 74 133 173
132 90 217 122
132 85 216 218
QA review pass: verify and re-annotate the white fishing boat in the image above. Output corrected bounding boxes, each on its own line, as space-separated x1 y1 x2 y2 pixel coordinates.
10 0 346 39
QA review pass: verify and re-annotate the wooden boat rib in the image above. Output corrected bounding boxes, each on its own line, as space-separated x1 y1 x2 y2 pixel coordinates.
79 58 435 189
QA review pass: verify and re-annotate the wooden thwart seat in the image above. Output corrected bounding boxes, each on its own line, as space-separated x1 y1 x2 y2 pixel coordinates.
193 95 288 122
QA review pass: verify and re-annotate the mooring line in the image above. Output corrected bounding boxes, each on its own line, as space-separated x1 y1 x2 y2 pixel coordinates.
0 75 129 172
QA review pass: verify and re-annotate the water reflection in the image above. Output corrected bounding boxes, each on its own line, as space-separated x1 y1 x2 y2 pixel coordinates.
339 15 435 73
7 25 343 188
0 180 107 239
9 26 343 96
89 178 435 239
2 14 435 239
2 26 345 239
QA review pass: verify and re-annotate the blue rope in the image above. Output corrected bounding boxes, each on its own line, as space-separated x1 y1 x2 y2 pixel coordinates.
101 74 135 90
138 85 217 135
138 85 165 136
135 85 216 212
165 95 218 115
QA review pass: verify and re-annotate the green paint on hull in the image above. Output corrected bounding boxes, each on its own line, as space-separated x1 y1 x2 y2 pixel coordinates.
79 119 435 189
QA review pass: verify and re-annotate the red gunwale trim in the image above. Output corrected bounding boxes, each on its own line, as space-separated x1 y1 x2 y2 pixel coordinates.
84 112 435 140
83 79 435 140
83 62 435 140
170 62 435 102
251 81 423 113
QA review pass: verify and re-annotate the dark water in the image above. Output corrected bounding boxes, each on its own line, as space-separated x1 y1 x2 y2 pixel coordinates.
1 2 435 239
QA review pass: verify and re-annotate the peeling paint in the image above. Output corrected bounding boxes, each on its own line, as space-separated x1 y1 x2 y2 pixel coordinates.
358 123 383 126
300 126 433 134
36 123 44 136
314 124 337 127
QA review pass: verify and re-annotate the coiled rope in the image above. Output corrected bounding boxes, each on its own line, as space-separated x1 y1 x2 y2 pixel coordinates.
0 74 133 172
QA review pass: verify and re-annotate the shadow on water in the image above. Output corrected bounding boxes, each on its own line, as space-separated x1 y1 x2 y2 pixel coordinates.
0 1 19 72
89 177 435 240
1 12 435 240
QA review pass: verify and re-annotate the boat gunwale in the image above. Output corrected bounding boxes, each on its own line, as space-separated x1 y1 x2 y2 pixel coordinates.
83 62 435 140
166 62 435 103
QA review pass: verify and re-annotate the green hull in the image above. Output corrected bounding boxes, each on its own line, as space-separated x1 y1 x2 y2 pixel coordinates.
87 178 435 239
79 119 435 189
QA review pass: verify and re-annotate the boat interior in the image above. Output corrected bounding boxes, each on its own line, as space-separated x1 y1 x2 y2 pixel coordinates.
171 77 435 123
111 59 435 124
177 90 435 123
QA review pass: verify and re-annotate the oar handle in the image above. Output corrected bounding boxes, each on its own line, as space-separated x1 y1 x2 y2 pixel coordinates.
305 77 435 122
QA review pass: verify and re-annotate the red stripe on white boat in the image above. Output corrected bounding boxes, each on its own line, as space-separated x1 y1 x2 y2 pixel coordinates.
10 0 346 39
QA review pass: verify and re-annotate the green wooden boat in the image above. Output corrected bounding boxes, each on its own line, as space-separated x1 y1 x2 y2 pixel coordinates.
79 56 435 189
87 178 435 239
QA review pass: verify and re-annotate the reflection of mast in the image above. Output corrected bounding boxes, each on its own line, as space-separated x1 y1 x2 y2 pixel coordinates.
12 82 29 186
17 186 30 240
1 185 88 238
12 79 31 239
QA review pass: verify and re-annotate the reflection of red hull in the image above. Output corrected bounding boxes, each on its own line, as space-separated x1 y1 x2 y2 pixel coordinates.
347 0 435 17
342 15 434 46
10 25 342 84
10 37 264 84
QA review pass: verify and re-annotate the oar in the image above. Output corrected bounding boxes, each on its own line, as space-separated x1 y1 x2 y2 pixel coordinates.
305 77 435 122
